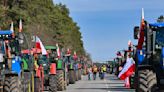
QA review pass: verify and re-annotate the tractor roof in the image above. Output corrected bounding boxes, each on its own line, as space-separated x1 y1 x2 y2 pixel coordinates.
149 22 164 28
45 45 57 50
0 30 12 35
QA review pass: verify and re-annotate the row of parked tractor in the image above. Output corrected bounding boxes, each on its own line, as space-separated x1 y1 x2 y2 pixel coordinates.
0 20 88 92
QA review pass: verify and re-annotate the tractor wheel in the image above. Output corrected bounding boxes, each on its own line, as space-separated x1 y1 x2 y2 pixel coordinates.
138 69 157 92
3 76 21 92
49 75 57 92
67 73 69 86
23 72 31 92
75 70 79 81
34 77 42 92
69 70 75 84
78 69 82 80
56 70 65 91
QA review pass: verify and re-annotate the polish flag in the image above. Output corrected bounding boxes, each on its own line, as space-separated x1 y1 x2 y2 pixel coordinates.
67 48 71 55
35 36 47 55
19 19 22 32
73 51 78 60
10 22 14 33
56 43 61 58
118 57 135 80
137 8 145 50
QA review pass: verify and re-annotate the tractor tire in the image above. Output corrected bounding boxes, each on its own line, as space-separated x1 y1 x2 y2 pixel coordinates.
67 73 69 86
75 70 79 81
56 70 65 91
78 69 82 80
34 77 42 92
23 72 31 92
138 69 157 92
3 76 21 92
49 75 57 92
69 70 75 84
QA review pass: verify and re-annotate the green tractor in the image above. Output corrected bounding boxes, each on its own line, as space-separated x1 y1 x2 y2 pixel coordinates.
45 45 67 91
65 49 80 84
37 54 57 92
29 37 58 92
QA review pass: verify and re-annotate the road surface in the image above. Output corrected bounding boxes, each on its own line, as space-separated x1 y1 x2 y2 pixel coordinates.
57 74 135 92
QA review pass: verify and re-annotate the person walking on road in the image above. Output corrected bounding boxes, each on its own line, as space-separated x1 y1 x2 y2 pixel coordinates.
88 66 92 80
92 65 98 80
99 65 107 80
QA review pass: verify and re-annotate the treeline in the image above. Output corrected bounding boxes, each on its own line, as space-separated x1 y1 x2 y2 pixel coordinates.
0 0 88 58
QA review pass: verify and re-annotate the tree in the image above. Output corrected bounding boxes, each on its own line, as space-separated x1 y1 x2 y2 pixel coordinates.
0 0 86 56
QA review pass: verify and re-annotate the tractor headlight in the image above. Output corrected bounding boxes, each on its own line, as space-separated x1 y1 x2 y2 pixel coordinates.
12 60 15 63
3 64 5 68
43 64 46 66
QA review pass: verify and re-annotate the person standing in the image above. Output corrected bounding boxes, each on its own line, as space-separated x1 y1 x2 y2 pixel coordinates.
92 65 98 80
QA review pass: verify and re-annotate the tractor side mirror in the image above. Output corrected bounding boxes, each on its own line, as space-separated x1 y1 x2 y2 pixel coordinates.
134 26 140 39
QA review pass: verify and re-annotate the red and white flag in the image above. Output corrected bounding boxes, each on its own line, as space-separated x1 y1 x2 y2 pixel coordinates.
10 22 14 33
35 36 47 55
67 48 71 55
56 43 61 58
19 19 22 32
118 57 135 80
73 51 78 60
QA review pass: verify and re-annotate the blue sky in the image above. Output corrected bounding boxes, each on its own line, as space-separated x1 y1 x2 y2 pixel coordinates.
54 0 164 62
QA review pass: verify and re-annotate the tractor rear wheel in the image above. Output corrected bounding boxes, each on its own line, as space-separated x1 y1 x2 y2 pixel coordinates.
78 69 82 80
34 77 42 92
67 73 69 86
138 69 157 92
57 70 65 91
49 75 57 92
69 70 75 84
3 76 21 92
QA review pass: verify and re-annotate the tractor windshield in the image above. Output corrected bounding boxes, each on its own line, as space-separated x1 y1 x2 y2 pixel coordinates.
155 27 164 47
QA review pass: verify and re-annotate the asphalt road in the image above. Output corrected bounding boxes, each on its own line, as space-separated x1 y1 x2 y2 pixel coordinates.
57 74 135 92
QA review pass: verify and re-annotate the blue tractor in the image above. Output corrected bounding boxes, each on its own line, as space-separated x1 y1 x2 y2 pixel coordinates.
0 24 32 91
133 13 164 91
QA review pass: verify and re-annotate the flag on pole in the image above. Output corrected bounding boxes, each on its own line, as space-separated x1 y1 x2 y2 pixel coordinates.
73 51 78 60
67 48 71 55
10 22 14 33
56 43 61 58
35 36 47 55
19 19 22 32
137 8 145 50
118 57 135 80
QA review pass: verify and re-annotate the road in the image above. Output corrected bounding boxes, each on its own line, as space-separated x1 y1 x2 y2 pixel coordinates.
58 74 135 92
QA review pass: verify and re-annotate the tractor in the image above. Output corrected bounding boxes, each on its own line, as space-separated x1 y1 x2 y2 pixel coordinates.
28 36 58 92
37 52 57 92
65 49 76 84
132 9 164 92
0 21 33 92
45 45 67 91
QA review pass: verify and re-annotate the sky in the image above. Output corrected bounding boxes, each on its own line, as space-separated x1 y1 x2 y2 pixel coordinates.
53 0 164 62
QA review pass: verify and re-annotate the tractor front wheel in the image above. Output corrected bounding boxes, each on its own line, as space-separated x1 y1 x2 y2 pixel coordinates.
57 70 65 91
69 70 75 84
34 77 42 92
138 69 157 92
49 75 57 92
4 76 22 92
